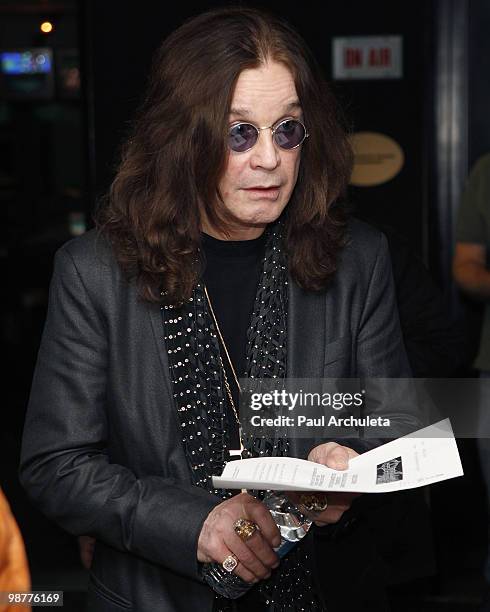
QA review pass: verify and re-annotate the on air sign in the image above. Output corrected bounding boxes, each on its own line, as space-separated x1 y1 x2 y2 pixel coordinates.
332 36 403 79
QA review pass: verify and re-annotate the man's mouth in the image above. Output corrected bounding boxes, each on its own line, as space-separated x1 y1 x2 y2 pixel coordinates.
244 185 280 191
242 185 281 200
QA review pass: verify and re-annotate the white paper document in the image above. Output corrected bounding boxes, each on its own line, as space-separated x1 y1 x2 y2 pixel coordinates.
212 419 463 493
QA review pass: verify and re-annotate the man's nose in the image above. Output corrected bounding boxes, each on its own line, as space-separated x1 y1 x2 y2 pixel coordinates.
250 129 280 170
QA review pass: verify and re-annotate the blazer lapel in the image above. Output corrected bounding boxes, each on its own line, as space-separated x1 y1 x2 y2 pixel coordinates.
147 302 175 401
287 276 326 378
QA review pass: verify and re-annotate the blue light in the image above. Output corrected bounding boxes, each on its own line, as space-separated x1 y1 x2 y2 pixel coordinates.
1 51 52 75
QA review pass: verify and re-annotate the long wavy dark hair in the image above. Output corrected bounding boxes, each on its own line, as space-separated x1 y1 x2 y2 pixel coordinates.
94 6 353 305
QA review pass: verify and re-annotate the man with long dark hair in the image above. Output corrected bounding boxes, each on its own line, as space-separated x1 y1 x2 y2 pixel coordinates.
20 7 420 611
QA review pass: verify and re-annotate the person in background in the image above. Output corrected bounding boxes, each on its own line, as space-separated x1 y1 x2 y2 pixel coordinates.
0 488 30 612
453 152 490 611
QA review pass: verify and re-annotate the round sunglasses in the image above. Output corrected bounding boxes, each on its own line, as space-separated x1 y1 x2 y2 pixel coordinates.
228 118 309 153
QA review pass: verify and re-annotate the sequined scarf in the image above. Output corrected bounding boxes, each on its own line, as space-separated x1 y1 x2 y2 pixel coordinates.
161 222 325 612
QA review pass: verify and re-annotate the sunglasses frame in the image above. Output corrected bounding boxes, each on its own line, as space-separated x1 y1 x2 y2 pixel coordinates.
228 117 309 153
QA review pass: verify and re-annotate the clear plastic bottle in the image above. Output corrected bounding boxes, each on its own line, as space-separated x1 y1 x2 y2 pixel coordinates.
201 491 312 599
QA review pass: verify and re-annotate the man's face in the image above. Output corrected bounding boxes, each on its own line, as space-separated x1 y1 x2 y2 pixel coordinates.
212 61 303 239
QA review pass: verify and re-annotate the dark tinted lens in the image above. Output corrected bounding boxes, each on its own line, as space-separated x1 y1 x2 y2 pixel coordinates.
228 123 258 152
274 120 306 149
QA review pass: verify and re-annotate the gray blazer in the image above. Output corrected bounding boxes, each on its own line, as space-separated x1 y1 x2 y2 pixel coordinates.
19 219 418 612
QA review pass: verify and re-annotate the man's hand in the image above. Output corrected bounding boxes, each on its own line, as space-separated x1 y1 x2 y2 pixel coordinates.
197 492 281 584
453 242 490 300
289 442 361 526
78 535 96 569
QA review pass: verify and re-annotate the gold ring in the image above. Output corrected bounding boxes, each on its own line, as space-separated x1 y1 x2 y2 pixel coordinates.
233 518 258 541
298 493 329 513
222 554 238 573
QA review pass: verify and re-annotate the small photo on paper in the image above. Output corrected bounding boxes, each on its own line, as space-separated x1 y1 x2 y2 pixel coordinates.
376 457 403 484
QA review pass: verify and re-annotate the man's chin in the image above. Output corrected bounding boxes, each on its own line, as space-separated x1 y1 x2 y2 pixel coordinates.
238 204 287 227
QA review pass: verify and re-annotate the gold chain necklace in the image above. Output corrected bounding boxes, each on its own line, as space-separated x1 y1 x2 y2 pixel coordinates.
203 285 244 453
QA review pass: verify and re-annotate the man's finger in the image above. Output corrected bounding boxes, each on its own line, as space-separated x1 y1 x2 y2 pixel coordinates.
224 532 272 580
214 543 257 584
324 445 350 470
246 502 282 549
308 442 359 468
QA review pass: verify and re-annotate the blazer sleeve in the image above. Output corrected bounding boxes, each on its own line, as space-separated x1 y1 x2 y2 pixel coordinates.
355 231 425 446
19 247 220 582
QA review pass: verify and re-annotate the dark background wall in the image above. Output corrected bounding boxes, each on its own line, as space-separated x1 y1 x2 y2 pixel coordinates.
469 0 490 166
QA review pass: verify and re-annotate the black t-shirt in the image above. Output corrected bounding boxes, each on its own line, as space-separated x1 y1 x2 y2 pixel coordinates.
201 231 265 451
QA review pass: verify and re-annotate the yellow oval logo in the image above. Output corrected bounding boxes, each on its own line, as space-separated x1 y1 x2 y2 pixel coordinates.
349 131 404 187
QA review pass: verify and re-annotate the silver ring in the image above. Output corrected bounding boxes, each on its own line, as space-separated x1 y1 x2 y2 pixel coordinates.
222 554 238 573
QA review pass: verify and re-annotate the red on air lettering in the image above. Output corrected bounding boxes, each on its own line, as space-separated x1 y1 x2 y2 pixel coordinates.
380 47 391 66
345 48 363 67
368 47 392 67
